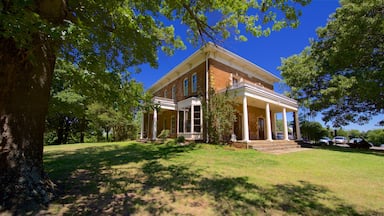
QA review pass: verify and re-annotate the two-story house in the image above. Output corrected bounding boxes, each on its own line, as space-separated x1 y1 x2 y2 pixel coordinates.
140 43 301 144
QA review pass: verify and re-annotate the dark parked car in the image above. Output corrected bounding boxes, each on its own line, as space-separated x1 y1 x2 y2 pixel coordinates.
347 138 373 149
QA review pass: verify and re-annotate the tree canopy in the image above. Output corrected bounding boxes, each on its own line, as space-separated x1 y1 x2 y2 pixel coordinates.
279 0 383 127
1 0 311 72
1 0 312 210
46 60 144 144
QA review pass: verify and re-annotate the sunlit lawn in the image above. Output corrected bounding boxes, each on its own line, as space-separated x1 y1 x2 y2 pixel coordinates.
43 141 384 215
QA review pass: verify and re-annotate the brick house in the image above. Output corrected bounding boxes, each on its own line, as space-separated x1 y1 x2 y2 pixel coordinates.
140 43 301 143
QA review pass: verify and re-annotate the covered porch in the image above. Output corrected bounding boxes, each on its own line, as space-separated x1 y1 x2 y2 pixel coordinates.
140 96 204 141
227 82 301 143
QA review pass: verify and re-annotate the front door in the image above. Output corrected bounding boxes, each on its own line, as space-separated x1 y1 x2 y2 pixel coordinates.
258 118 265 140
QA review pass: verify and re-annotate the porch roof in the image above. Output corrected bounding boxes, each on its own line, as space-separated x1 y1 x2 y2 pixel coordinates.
153 96 176 110
225 82 299 112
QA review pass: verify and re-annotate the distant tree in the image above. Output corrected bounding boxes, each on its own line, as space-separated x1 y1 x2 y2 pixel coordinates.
46 60 144 144
300 121 328 141
280 0 383 127
275 119 284 132
347 129 362 138
204 89 237 144
335 128 348 137
366 130 384 146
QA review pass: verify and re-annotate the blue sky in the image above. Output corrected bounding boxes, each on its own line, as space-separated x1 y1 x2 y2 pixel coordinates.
132 0 383 132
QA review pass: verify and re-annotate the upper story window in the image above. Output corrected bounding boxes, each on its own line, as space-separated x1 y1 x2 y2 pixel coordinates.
164 89 167 98
192 73 197 93
183 78 188 96
172 85 176 100
232 77 239 87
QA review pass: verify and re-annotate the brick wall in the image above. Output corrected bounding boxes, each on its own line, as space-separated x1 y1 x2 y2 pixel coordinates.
153 62 206 102
209 59 273 91
233 104 267 140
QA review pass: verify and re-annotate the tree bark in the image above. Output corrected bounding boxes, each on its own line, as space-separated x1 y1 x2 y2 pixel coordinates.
79 116 86 143
0 35 56 210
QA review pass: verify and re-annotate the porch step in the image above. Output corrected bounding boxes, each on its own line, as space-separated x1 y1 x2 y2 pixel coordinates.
247 140 300 152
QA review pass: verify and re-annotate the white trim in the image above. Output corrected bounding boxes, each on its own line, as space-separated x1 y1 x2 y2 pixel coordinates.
191 105 194 133
227 82 298 111
205 43 280 83
177 97 202 109
153 96 176 110
176 109 180 134
242 95 249 142
265 103 272 141
152 108 157 140
140 111 144 139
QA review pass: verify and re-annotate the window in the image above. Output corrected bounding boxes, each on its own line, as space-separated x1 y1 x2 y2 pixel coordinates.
172 85 176 100
164 89 167 98
171 115 176 134
232 77 239 87
193 105 201 132
178 111 184 132
192 73 197 93
183 78 188 96
186 108 191 132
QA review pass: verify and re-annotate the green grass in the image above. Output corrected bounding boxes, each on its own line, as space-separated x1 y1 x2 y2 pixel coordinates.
42 142 384 215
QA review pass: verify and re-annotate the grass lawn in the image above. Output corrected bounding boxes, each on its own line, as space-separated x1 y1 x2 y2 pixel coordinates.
41 142 384 215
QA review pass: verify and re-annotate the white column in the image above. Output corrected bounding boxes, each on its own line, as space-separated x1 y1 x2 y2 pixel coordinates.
265 103 272 141
271 112 276 140
176 109 179 135
242 96 249 142
282 108 289 141
140 111 144 139
183 110 186 133
152 108 157 140
294 111 301 140
200 106 203 134
191 105 194 134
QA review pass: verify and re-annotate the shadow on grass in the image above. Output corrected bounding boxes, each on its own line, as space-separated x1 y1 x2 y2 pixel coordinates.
35 142 381 215
317 145 384 157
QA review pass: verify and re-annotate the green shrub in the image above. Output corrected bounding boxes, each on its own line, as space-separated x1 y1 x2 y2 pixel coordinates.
158 129 170 143
176 136 185 143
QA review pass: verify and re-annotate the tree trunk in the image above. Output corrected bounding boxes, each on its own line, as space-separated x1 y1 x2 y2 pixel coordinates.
0 35 56 210
105 127 110 141
79 116 86 143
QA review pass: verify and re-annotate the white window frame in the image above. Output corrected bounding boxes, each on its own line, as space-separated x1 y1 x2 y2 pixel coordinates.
164 89 167 98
